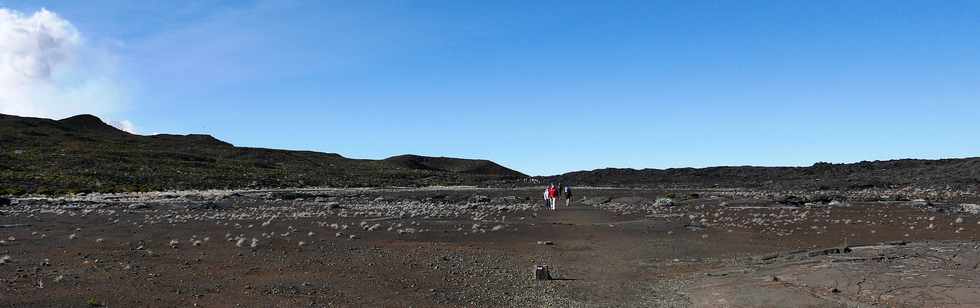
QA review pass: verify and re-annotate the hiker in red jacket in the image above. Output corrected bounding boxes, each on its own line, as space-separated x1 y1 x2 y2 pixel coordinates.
547 184 558 210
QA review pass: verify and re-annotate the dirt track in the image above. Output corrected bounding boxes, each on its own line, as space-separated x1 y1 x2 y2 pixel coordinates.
2 187 980 307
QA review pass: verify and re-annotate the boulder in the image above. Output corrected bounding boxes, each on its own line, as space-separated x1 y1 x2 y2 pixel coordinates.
0 197 10 207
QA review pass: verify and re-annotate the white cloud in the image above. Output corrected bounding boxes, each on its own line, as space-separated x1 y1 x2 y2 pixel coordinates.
0 7 134 128
109 119 137 134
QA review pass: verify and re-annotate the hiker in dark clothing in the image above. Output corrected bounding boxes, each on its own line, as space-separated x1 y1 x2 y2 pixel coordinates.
563 186 573 206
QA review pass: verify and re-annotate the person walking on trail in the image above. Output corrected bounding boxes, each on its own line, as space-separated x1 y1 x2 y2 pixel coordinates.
556 182 563 200
547 184 558 210
542 187 550 208
563 186 573 207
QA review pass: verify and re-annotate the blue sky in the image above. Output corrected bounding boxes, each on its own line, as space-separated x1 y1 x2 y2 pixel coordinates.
2 1 979 175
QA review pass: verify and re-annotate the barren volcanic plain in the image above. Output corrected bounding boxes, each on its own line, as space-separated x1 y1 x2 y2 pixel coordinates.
4 114 980 307
3 186 980 307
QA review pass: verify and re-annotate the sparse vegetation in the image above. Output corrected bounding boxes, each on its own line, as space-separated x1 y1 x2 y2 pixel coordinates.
0 114 525 196
548 159 980 191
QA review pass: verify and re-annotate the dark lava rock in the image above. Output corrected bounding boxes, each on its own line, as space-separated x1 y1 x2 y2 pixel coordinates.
189 202 228 210
778 196 805 206
910 199 933 208
807 194 846 204
684 224 706 232
495 196 519 203
0 197 10 206
582 196 612 206
471 195 491 203
128 203 150 210
324 202 347 209
272 192 310 200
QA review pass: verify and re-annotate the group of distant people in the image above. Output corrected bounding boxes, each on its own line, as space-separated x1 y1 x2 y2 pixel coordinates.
543 183 572 210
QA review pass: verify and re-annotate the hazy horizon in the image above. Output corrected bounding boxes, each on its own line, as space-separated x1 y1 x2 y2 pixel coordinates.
2 1 978 175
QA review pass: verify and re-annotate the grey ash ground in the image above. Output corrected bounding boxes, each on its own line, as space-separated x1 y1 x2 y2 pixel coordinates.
3 186 980 307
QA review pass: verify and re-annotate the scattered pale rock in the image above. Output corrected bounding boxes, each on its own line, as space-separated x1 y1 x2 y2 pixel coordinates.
961 204 980 215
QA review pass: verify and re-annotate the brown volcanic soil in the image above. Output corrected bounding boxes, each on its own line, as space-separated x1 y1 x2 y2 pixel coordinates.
2 187 980 307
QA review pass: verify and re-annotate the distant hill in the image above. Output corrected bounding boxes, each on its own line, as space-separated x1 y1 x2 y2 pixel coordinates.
548 159 980 190
4 113 976 195
59 114 129 134
0 113 526 195
384 155 525 178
